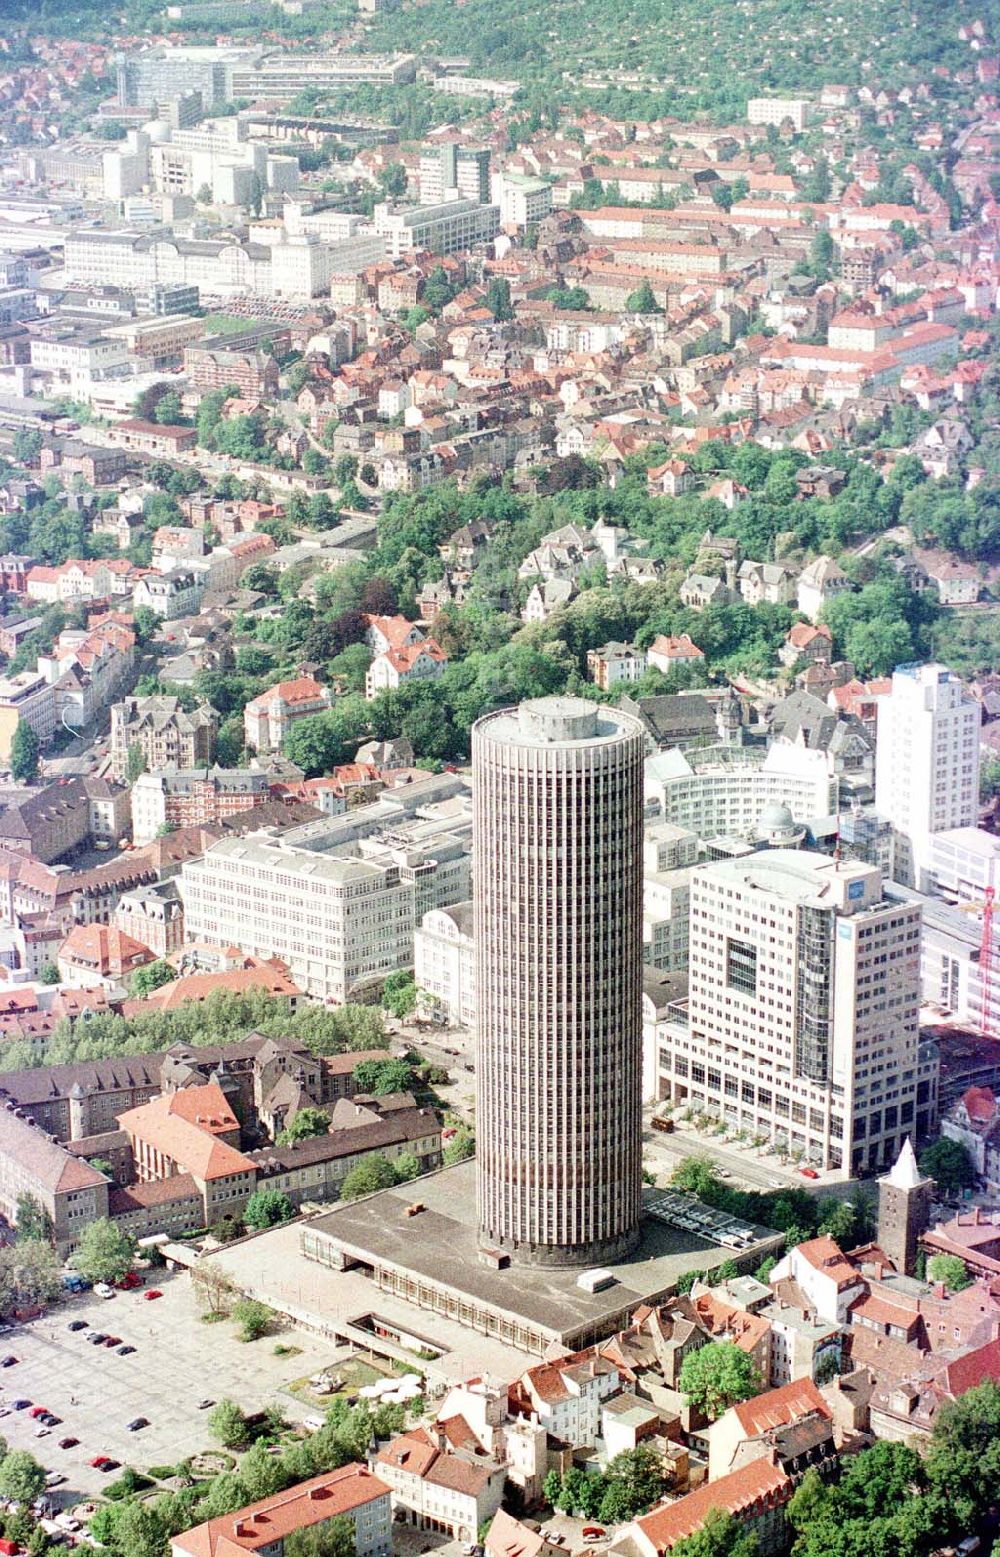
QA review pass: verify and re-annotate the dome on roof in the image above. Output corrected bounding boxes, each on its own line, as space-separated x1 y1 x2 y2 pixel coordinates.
755 800 805 847
758 801 795 832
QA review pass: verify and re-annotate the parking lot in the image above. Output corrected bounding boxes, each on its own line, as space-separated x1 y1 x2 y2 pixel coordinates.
0 1270 336 1502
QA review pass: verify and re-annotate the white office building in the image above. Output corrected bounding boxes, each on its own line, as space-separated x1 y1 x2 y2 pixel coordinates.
656 850 925 1176
374 199 500 258
645 744 836 845
643 822 698 972
874 663 980 890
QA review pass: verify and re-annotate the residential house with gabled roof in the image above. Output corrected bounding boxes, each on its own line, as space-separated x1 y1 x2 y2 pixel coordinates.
705 1375 833 1481
373 1427 505 1543
365 639 447 700
243 676 333 755
796 555 853 622
56 923 154 991
0 1105 109 1253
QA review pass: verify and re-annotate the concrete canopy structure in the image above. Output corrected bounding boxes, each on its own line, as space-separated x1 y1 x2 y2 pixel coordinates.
473 696 645 1267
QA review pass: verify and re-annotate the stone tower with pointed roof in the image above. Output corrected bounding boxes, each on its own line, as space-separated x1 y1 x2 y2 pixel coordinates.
878 1136 933 1275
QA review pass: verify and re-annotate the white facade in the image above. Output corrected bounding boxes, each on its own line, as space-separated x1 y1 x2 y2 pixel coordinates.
645 744 836 844
662 851 923 1175
414 903 475 1027
747 96 811 130
643 822 698 972
374 199 500 258
874 664 980 889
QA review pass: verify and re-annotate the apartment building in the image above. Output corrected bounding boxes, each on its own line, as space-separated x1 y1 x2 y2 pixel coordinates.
419 143 490 205
747 96 812 130
243 676 332 755
657 851 924 1175
172 1468 392 1557
374 199 500 258
130 767 273 844
110 695 218 781
373 1431 504 1544
184 344 279 397
0 671 58 760
496 172 553 228
413 901 474 1027
875 663 981 890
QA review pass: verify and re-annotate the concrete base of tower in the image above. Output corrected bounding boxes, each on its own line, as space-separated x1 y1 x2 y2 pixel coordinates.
477 1222 643 1269
298 1159 784 1357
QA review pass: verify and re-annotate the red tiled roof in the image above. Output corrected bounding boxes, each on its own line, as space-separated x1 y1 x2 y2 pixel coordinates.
174 1466 390 1557
731 1376 831 1435
634 1457 791 1552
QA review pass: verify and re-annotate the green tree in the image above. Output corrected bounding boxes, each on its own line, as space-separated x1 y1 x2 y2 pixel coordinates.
190 1260 237 1317
207 1399 251 1449
919 1137 975 1194
381 971 417 1019
671 1510 759 1557
243 1189 294 1229
12 429 42 467
0 1451 46 1506
679 1341 762 1421
239 1442 289 1501
0 1241 61 1318
598 1447 665 1518
625 278 662 313
486 277 513 321
37 962 60 985
353 1058 412 1095
15 1194 53 1244
9 721 38 784
130 960 177 998
73 1217 136 1285
284 1517 355 1557
340 1156 397 1200
126 743 148 785
275 1107 330 1146
232 1298 271 1341
926 1379 1000 1530
376 163 408 200
443 1125 475 1165
927 1254 971 1293
153 392 184 426
113 1501 168 1557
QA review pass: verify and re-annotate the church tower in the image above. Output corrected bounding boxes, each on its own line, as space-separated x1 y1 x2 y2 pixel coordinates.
878 1137 933 1275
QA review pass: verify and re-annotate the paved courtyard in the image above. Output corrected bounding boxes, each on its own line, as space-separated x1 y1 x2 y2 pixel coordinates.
0 1271 336 1503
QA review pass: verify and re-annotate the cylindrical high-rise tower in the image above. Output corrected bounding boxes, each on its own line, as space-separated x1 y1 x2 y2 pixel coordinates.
473 695 645 1267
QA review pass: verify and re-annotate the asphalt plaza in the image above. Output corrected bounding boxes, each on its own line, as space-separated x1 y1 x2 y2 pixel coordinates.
0 1271 336 1503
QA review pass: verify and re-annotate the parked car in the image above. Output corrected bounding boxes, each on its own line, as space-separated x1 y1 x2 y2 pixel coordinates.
0 1357 17 1368
89 1457 110 1470
86 1334 107 1346
116 1345 135 1357
93 1283 115 1299
126 1418 149 1433
799 1166 819 1180
58 1439 78 1451
34 1428 50 1439
11 1400 30 1411
30 1407 49 1419
116 1274 141 1291
102 1336 121 1348
143 1290 162 1301
99 1461 119 1474
197 1399 214 1410
67 1321 87 1333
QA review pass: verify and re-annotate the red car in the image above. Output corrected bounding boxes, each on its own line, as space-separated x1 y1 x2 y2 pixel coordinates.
116 1273 141 1291
89 1456 110 1469
102 1336 121 1348
30 1406 49 1419
799 1166 819 1180
143 1289 162 1301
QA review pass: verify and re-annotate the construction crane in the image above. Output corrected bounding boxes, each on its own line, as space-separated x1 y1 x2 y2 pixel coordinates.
956 887 997 1036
